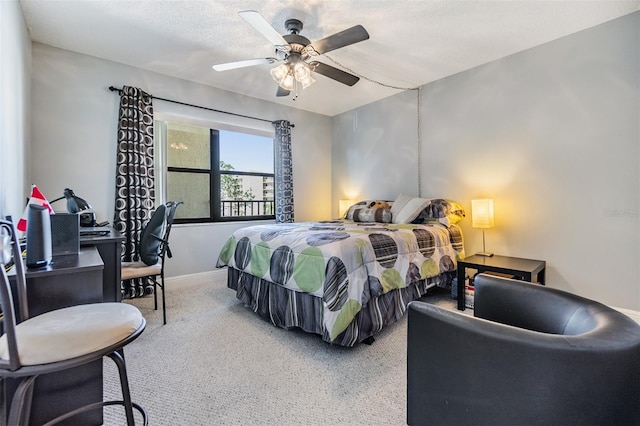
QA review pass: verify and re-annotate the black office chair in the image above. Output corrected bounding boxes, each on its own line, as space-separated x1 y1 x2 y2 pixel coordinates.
121 201 182 325
0 219 147 425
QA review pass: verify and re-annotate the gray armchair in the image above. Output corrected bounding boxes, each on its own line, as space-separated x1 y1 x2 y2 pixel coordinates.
407 273 640 426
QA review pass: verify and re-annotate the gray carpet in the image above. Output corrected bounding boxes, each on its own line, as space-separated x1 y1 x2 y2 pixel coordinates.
103 276 459 425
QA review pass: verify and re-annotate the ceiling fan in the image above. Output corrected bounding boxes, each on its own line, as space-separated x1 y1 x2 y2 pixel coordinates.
213 10 370 98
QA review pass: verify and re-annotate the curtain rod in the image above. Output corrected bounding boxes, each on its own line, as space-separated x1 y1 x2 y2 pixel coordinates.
108 86 294 128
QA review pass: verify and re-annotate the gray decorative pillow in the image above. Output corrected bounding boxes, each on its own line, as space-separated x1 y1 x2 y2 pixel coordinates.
345 200 374 220
414 199 466 225
351 207 392 223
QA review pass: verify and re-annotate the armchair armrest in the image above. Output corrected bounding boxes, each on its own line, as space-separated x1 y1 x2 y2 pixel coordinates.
407 300 640 425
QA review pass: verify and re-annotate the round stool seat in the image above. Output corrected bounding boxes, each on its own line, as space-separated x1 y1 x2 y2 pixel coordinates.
0 303 143 365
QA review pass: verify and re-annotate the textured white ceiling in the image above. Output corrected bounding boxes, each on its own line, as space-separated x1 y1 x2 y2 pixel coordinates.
19 0 640 116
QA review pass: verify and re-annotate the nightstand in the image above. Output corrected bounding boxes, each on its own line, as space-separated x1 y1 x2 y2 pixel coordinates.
457 254 546 310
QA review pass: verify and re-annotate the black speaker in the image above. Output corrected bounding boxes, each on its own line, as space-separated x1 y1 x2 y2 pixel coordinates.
51 213 79 256
26 204 52 268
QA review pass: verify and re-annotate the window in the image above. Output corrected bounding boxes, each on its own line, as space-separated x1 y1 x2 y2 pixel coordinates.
157 121 274 223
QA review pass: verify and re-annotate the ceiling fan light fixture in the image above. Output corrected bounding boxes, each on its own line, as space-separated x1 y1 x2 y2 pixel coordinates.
293 62 315 89
270 63 289 84
293 62 310 80
272 62 314 91
300 74 315 89
280 73 296 91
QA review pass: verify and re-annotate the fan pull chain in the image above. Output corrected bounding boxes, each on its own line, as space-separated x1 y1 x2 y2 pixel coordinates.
324 55 423 197
292 82 299 101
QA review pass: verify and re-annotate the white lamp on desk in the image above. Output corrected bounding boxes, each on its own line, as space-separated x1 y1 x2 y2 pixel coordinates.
472 198 495 257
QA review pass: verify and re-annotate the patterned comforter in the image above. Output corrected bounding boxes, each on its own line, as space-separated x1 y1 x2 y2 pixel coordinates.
216 220 465 342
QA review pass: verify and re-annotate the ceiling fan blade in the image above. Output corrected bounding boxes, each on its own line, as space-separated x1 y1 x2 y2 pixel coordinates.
239 10 289 49
309 61 360 86
276 86 291 97
213 58 276 72
303 25 369 56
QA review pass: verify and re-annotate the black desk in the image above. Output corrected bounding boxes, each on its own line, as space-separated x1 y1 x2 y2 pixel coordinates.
80 228 123 302
5 248 105 425
457 254 546 311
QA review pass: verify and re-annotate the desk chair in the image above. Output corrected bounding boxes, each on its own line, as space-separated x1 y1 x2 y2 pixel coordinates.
0 219 147 425
121 201 182 325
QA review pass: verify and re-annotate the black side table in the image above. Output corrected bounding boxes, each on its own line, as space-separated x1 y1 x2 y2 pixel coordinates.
457 254 546 310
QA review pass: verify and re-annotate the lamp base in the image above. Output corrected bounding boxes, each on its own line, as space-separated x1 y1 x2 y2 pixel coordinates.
476 251 494 257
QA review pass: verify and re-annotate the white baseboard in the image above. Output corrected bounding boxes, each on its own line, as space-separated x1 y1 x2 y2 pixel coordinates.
165 268 227 287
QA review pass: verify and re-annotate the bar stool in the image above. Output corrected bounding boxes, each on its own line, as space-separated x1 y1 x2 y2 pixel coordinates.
0 219 148 425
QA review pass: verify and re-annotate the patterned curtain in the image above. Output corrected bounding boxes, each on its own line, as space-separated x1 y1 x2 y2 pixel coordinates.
273 120 294 223
114 86 155 298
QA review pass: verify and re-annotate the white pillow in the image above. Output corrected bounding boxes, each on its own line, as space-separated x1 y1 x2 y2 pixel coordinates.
390 193 414 221
393 197 430 224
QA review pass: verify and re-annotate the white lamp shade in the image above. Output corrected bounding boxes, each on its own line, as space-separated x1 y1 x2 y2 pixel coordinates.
294 62 311 80
300 74 315 89
280 73 295 91
270 64 289 83
472 199 495 228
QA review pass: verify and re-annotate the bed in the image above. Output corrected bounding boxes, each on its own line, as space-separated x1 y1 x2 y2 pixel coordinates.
216 196 466 347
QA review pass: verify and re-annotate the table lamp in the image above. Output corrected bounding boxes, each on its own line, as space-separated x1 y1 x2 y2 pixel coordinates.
339 199 352 218
50 188 91 213
50 188 96 226
471 198 494 257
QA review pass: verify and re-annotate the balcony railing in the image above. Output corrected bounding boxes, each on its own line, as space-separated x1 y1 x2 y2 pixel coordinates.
221 200 274 217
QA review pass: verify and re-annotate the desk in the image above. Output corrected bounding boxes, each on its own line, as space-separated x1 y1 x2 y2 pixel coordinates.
80 228 124 302
457 255 546 311
5 248 105 425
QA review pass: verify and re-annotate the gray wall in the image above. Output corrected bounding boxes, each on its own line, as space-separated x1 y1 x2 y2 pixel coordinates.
29 43 333 277
331 89 420 203
332 13 639 310
0 0 31 220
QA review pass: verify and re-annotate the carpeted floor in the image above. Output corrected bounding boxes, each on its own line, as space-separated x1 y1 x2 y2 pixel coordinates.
103 276 460 425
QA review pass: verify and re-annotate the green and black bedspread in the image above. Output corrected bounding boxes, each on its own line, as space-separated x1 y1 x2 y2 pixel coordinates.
216 220 465 346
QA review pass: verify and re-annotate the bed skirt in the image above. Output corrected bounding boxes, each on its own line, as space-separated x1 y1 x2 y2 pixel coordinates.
227 267 454 347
